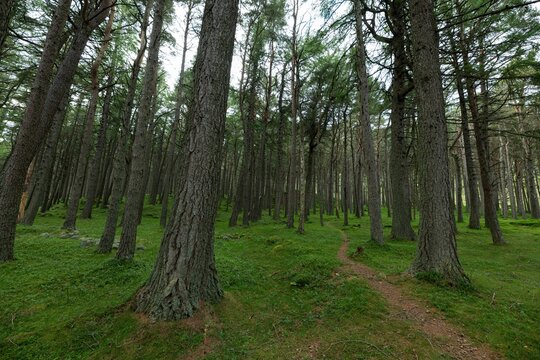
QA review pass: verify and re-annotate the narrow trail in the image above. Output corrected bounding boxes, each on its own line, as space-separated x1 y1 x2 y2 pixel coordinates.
335 227 501 360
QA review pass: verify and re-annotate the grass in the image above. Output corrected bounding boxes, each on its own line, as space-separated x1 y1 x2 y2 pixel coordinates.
0 203 538 359
340 212 540 359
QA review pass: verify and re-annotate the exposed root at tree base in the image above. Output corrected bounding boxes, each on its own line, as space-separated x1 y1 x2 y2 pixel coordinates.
335 228 501 360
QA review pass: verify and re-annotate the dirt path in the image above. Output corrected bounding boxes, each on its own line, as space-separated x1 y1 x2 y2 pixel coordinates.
335 228 501 360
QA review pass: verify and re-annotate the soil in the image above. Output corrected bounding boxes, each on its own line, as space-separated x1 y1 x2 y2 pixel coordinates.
336 228 501 360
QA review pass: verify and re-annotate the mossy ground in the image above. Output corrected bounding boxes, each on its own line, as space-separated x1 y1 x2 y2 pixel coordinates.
341 213 540 359
1 204 538 359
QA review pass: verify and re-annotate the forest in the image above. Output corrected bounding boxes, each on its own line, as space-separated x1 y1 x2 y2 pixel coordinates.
0 0 539 359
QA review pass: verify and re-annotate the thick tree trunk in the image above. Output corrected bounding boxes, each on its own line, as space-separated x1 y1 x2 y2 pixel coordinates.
408 0 468 284
353 1 384 244
116 0 166 260
134 0 238 320
389 1 415 240
0 0 110 261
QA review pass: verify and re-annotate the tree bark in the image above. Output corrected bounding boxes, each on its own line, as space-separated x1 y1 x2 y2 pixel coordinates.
287 0 299 229
116 0 166 260
408 0 468 284
21 95 69 225
134 0 239 320
0 0 110 261
353 1 384 244
159 0 193 228
98 0 154 254
81 67 115 219
63 6 115 230
388 0 415 240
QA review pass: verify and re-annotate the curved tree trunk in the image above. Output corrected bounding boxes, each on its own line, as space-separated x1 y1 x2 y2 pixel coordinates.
21 95 69 225
116 0 166 260
63 7 115 230
134 0 239 320
0 0 111 261
98 0 154 254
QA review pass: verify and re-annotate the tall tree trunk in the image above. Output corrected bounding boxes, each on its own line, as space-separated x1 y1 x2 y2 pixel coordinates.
449 33 481 229
134 0 239 320
408 0 468 284
21 95 69 225
160 1 194 228
116 0 166 260
342 109 350 227
81 65 115 219
456 11 505 244
287 0 299 229
228 20 253 227
0 0 111 261
273 64 287 220
98 0 154 254
353 1 384 244
453 154 464 223
63 7 115 230
389 0 415 240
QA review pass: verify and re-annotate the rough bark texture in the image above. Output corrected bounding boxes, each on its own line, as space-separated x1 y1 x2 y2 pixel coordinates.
116 0 166 260
353 1 384 244
388 0 415 240
134 0 239 320
408 0 468 284
63 7 115 230
0 0 111 261
0 0 14 55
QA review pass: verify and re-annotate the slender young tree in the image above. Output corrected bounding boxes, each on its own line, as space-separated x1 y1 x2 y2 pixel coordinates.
160 0 195 228
352 0 384 244
134 0 239 320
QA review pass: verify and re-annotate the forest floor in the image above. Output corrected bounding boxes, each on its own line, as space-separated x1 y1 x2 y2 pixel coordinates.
1 204 539 359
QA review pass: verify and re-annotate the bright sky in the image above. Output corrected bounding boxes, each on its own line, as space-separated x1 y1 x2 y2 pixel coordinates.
161 0 327 90
161 1 540 91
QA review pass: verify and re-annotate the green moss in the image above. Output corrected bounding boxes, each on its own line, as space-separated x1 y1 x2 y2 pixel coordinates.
341 212 540 359
1 203 537 358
